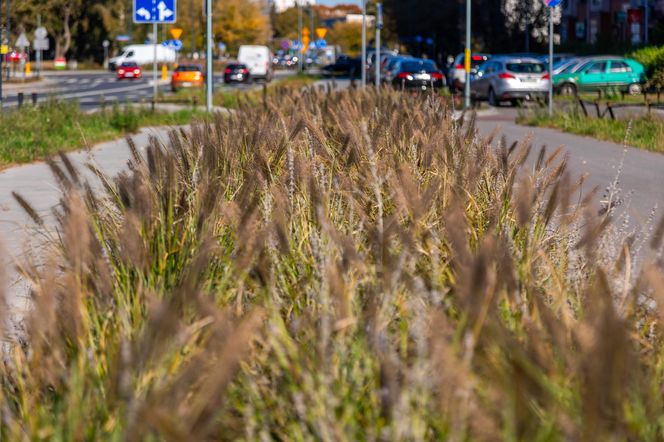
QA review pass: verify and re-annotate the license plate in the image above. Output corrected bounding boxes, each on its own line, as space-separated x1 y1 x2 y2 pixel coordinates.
521 77 536 83
415 74 431 80
126 73 134 77
182 82 192 87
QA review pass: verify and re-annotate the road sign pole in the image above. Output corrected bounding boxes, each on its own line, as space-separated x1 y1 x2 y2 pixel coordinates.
361 0 366 87
375 3 382 88
206 0 212 112
464 0 471 110
549 7 553 117
36 15 41 76
153 22 158 110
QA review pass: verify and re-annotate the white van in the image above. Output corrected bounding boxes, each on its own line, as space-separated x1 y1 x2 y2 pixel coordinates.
109 44 176 70
238 45 273 81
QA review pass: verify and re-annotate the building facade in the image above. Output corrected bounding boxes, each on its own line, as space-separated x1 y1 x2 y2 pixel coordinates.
560 0 663 45
271 0 315 13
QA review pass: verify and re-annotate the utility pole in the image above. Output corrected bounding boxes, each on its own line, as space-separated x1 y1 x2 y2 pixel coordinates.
361 0 366 87
298 1 303 72
5 0 9 80
375 2 382 87
0 0 3 110
153 22 158 109
464 0 471 110
190 0 195 56
548 6 553 117
206 0 212 112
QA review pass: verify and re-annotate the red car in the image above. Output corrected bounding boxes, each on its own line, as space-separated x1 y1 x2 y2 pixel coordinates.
117 62 142 80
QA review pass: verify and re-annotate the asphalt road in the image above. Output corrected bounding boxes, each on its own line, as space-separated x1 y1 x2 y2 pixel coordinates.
1 69 294 110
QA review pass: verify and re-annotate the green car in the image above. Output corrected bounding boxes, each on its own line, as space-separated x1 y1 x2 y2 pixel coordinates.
553 56 646 96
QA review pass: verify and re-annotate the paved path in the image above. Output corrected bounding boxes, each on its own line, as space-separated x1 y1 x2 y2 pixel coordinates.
0 127 172 310
475 109 664 226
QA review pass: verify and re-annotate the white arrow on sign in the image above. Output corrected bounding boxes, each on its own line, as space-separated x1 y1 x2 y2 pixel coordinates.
136 7 151 20
157 2 174 21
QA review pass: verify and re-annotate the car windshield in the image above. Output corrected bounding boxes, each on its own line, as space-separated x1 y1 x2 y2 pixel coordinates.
176 65 202 72
506 62 545 73
401 60 438 72
227 64 247 69
121 63 138 67
553 59 575 70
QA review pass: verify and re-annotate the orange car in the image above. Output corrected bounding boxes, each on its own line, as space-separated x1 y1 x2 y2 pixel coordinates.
171 64 205 92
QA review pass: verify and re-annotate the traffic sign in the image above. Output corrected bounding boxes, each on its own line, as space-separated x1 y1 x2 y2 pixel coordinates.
302 28 310 36
0 45 7 55
315 39 327 50
315 28 327 39
34 27 48 40
116 35 131 42
134 0 177 24
102 40 110 48
163 39 183 51
543 0 562 6
16 32 30 48
170 27 183 39
33 38 49 51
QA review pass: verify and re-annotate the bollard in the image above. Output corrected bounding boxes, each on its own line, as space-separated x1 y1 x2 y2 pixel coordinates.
263 83 267 110
25 62 31 76
100 94 106 112
31 92 37 106
17 93 24 108
161 64 168 81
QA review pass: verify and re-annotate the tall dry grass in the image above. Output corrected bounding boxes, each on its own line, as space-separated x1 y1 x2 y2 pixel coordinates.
3 86 664 441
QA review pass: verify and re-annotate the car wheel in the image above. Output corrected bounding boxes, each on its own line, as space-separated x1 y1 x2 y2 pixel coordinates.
488 88 499 107
628 83 642 96
560 83 576 96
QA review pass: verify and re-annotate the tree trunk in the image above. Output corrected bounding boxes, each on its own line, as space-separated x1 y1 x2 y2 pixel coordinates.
55 5 72 59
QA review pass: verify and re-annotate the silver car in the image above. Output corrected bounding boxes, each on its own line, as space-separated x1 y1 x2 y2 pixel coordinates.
470 56 550 106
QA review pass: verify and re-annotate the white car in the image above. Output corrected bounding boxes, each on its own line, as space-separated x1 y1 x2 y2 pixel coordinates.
448 53 491 93
109 44 176 70
238 45 273 82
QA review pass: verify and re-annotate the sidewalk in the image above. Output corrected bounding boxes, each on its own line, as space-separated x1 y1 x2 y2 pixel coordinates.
0 126 173 309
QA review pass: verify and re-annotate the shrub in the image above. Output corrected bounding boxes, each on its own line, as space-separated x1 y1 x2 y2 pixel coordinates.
629 45 664 74
109 102 139 132
4 88 664 440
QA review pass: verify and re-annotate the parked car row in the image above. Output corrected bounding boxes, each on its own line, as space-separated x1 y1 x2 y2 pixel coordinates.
322 53 447 91
450 51 648 106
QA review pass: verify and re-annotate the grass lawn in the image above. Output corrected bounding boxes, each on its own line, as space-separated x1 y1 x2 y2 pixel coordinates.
555 90 664 106
0 100 206 168
517 107 664 153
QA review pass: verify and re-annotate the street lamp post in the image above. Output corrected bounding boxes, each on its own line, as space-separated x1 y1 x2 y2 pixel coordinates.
361 0 366 87
464 0 471 110
298 1 303 72
206 0 213 112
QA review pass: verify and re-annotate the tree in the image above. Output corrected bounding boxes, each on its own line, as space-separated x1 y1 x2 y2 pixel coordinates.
14 0 83 58
502 0 561 49
328 21 362 55
214 0 271 53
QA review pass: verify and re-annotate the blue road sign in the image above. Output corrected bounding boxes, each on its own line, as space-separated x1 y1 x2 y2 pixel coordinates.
134 0 177 24
315 39 327 50
544 0 562 6
163 39 183 51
